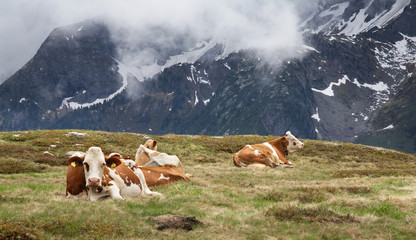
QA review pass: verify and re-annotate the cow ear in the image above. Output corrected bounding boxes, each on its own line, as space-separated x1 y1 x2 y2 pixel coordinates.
152 140 157 149
67 155 84 167
106 156 122 168
283 138 289 145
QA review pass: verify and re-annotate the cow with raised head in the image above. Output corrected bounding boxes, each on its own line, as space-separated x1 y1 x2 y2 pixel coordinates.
135 139 158 166
233 131 304 168
66 147 160 201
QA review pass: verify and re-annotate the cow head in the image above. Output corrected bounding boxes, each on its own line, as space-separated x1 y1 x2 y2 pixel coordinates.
143 139 157 151
83 147 107 188
284 131 304 153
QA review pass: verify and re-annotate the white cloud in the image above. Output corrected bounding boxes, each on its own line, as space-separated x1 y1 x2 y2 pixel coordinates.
0 0 317 83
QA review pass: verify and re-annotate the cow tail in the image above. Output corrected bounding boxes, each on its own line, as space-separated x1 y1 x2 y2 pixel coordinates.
178 161 184 172
233 153 242 167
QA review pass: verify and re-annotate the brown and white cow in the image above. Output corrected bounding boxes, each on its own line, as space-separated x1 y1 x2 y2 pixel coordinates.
135 144 183 170
135 139 158 166
123 160 190 187
233 131 304 168
66 147 160 201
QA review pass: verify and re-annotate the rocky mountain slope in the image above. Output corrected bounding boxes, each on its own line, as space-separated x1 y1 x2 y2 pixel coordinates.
1 0 415 152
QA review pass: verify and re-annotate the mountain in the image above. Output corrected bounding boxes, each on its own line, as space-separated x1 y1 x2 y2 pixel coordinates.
356 63 416 152
1 0 416 153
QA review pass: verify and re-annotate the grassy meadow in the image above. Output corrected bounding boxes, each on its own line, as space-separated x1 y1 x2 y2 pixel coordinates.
0 130 416 239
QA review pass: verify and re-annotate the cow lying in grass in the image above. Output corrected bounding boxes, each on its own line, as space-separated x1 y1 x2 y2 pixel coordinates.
66 148 189 200
233 131 304 168
66 147 160 201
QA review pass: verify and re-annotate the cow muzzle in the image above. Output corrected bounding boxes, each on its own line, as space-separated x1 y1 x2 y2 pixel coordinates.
87 177 101 187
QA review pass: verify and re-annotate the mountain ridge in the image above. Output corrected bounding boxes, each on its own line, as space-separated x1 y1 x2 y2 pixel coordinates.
1 0 415 153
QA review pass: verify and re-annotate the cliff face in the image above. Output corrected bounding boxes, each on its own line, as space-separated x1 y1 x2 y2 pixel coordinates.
356 63 416 153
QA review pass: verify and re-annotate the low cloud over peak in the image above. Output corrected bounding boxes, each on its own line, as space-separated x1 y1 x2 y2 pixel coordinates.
0 0 318 83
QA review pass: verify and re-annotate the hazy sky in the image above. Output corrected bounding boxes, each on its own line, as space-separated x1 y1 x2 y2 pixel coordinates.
0 0 319 84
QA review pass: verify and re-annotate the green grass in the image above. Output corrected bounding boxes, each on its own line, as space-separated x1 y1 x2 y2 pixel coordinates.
0 130 416 239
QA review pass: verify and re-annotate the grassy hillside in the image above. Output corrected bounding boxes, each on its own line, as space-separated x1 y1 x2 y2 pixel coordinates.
1 130 416 239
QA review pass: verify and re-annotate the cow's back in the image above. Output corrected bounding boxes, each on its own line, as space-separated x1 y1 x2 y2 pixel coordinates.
140 166 189 187
135 152 151 166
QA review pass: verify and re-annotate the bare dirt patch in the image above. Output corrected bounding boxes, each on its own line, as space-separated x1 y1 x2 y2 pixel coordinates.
149 214 203 231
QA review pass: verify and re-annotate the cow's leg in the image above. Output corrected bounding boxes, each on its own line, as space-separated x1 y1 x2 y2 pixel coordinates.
247 163 268 168
277 159 294 168
280 164 294 168
107 184 124 200
254 156 280 168
233 153 245 167
133 168 162 196
88 188 114 201
275 152 294 167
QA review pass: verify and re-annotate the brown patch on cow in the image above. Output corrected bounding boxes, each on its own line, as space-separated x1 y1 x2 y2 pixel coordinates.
110 164 141 187
269 137 290 164
140 166 189 187
149 214 203 231
101 168 114 187
66 155 86 196
150 152 160 157
135 149 151 166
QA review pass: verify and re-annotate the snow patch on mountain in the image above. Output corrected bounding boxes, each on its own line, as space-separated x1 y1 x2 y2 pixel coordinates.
187 65 211 85
120 39 233 83
312 75 389 96
340 0 410 35
305 0 411 36
59 60 129 110
311 107 321 122
194 91 199 106
312 75 349 96
374 33 416 89
301 44 320 53
382 124 394 130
